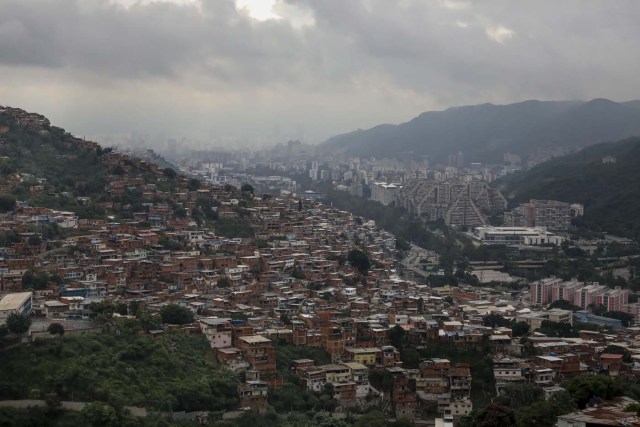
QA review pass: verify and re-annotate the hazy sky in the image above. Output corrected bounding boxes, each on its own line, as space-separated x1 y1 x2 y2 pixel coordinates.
1 0 639 148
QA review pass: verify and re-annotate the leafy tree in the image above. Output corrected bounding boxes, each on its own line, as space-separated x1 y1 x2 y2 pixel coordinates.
241 183 254 194
0 194 16 213
112 165 125 175
21 270 50 290
537 320 576 338
173 207 187 219
512 321 531 337
0 324 8 348
6 312 32 335
162 167 177 179
602 311 635 327
347 248 371 275
81 402 120 427
187 178 200 191
160 304 194 325
564 374 623 408
291 267 306 280
473 403 517 427
388 324 405 352
515 394 576 427
482 313 511 328
47 323 65 336
114 302 128 316
128 300 141 317
28 235 42 246
548 299 582 311
217 277 232 288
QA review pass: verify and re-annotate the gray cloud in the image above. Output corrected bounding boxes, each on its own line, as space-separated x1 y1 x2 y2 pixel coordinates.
1 0 639 147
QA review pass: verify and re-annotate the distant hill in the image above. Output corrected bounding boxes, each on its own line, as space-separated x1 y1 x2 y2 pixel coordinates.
499 137 640 240
320 99 640 164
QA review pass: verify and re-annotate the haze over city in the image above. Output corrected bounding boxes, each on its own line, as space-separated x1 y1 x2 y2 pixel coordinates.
1 0 640 148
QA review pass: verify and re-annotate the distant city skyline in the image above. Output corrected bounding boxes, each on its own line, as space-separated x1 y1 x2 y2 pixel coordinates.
1 0 640 147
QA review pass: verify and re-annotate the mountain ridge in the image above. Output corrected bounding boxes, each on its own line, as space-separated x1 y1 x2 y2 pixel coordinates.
320 98 640 163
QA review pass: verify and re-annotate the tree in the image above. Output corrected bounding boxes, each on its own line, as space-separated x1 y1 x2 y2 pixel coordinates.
28 235 42 246
548 299 581 311
187 178 200 191
482 313 510 328
114 302 128 316
0 194 16 213
162 167 177 179
388 325 405 352
81 402 119 427
241 183 254 194
602 311 635 327
160 304 194 325
128 300 141 317
537 320 576 338
21 270 50 290
47 323 65 337
217 277 232 288
512 321 531 337
347 248 371 275
291 267 306 280
474 403 517 427
564 374 623 408
6 312 32 335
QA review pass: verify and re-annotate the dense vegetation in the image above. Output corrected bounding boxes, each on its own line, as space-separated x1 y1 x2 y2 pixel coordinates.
0 332 239 412
501 137 640 240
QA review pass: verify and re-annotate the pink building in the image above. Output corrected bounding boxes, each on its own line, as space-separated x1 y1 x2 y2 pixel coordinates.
551 279 583 303
595 287 629 312
573 284 607 309
531 277 563 305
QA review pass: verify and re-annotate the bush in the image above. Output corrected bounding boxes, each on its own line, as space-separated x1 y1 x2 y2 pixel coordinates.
160 304 194 325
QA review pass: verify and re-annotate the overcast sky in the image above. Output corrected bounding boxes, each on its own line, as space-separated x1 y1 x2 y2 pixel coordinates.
1 0 639 148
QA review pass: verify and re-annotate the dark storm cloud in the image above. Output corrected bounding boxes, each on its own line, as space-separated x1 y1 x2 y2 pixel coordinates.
1 0 639 144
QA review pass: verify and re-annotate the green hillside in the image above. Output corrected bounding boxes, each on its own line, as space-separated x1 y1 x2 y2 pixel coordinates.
0 332 239 412
500 137 640 240
0 107 180 217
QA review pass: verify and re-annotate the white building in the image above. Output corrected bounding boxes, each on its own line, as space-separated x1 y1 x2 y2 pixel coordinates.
0 292 33 324
370 182 402 206
472 226 564 246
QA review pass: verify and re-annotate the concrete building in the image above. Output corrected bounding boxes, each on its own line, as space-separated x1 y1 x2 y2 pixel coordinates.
370 182 402 206
397 178 506 227
531 277 564 305
0 292 33 325
504 199 584 231
473 226 564 246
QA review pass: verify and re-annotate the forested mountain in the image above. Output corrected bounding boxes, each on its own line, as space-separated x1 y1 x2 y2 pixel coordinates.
500 137 640 240
320 99 640 164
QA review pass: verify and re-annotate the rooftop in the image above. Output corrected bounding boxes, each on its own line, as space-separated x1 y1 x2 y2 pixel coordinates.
0 292 32 312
